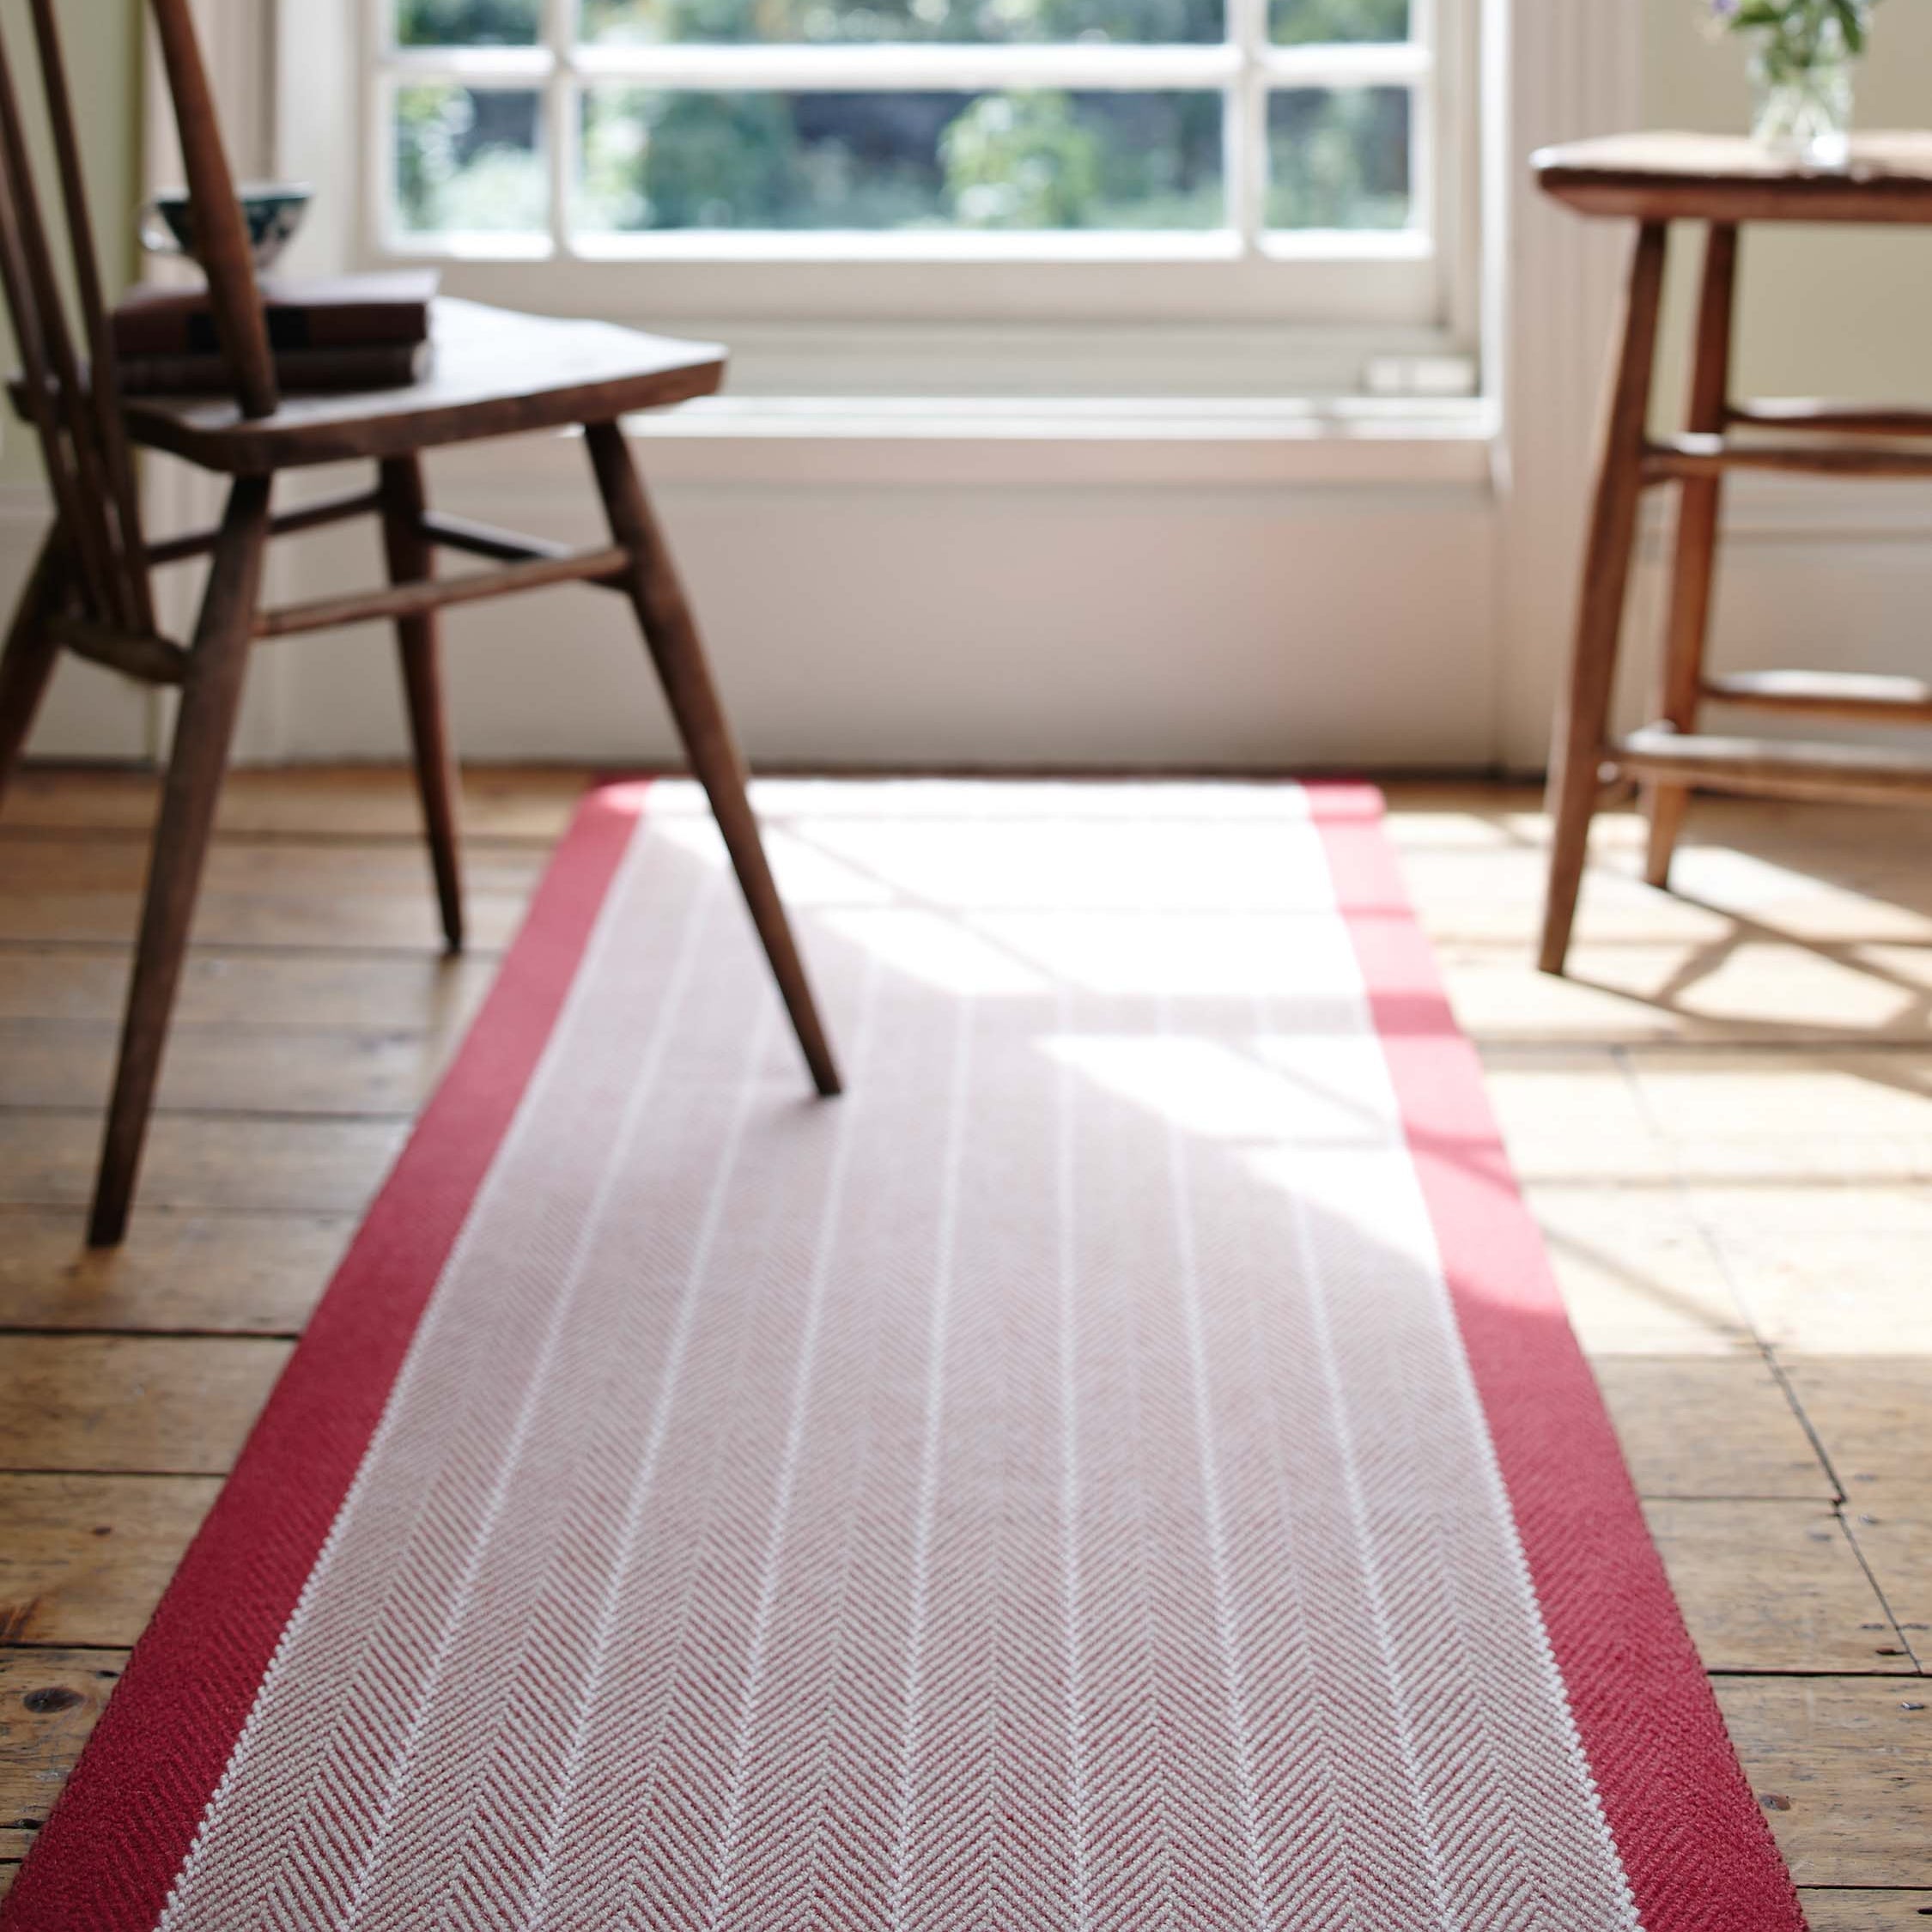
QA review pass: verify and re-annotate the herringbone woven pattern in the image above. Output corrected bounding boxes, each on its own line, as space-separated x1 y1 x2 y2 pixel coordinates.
160 783 1631 1931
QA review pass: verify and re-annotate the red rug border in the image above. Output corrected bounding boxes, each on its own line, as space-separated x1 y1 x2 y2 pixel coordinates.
1309 785 1806 1932
1 783 649 1932
5 778 1807 1931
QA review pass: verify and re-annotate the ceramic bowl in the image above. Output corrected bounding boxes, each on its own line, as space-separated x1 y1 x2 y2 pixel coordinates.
138 181 312 272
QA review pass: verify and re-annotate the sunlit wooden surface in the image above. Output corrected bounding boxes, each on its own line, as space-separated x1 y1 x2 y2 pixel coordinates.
0 769 1927 1922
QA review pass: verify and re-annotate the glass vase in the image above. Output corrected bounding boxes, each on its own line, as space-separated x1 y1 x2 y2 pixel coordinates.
1751 16 1855 166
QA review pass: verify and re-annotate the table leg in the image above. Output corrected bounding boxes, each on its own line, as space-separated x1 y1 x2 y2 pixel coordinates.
1643 222 1739 890
1539 220 1669 976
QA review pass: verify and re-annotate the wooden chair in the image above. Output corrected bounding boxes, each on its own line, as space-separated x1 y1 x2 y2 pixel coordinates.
1534 132 1932 976
0 0 841 1248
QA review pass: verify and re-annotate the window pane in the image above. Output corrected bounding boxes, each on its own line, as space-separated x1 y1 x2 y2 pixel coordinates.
580 1 1224 46
1266 87 1408 229
1270 0 1407 44
394 86 547 234
577 89 1222 230
395 0 540 46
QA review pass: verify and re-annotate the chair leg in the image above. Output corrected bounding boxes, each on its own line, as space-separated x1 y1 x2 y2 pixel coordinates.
1540 221 1670 977
583 419 841 1098
1643 222 1739 891
88 477 271 1248
0 528 72 810
380 455 464 951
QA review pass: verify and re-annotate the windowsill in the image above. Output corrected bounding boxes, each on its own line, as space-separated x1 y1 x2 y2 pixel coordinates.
412 228 1436 267
593 319 1494 487
621 393 1499 488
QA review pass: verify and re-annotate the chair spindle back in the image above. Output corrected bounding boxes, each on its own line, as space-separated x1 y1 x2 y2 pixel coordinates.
144 0 279 420
0 0 281 638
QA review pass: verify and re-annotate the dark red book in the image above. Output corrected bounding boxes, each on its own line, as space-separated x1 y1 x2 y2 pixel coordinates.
117 341 430 396
112 270 439 358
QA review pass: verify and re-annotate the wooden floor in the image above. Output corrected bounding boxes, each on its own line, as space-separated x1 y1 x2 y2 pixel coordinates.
1 767 1929 1929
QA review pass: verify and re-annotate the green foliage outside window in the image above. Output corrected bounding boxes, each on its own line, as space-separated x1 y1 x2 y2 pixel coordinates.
397 0 539 44
579 0 1225 45
1270 0 1406 44
576 89 1221 230
1267 88 1408 228
392 0 1412 235
400 0 1414 46
396 86 546 232
939 94 1102 228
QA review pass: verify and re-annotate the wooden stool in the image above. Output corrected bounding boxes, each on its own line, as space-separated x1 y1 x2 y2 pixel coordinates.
1533 131 1932 975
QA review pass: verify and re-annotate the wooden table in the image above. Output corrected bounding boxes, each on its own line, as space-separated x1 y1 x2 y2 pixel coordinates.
1533 131 1932 975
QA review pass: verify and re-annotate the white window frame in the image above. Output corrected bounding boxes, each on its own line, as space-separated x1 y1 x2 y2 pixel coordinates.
357 0 1480 349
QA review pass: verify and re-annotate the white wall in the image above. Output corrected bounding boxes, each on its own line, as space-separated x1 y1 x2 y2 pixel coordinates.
1648 0 1932 409
233 449 1498 770
0 0 150 761
9 0 1932 775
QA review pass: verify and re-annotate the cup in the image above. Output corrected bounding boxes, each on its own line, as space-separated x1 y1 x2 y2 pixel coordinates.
137 181 312 273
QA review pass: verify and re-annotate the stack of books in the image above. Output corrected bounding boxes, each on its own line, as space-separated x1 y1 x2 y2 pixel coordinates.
111 270 439 397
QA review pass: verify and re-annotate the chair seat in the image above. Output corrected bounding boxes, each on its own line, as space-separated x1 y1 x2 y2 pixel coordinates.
119 298 726 474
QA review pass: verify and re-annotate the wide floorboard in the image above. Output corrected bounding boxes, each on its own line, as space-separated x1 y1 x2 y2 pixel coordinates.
1 768 1927 1924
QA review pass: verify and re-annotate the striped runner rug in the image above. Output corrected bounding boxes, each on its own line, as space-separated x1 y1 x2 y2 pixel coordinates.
4 781 1804 1932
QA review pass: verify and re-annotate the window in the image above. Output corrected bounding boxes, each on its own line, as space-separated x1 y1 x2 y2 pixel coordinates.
366 0 1475 364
